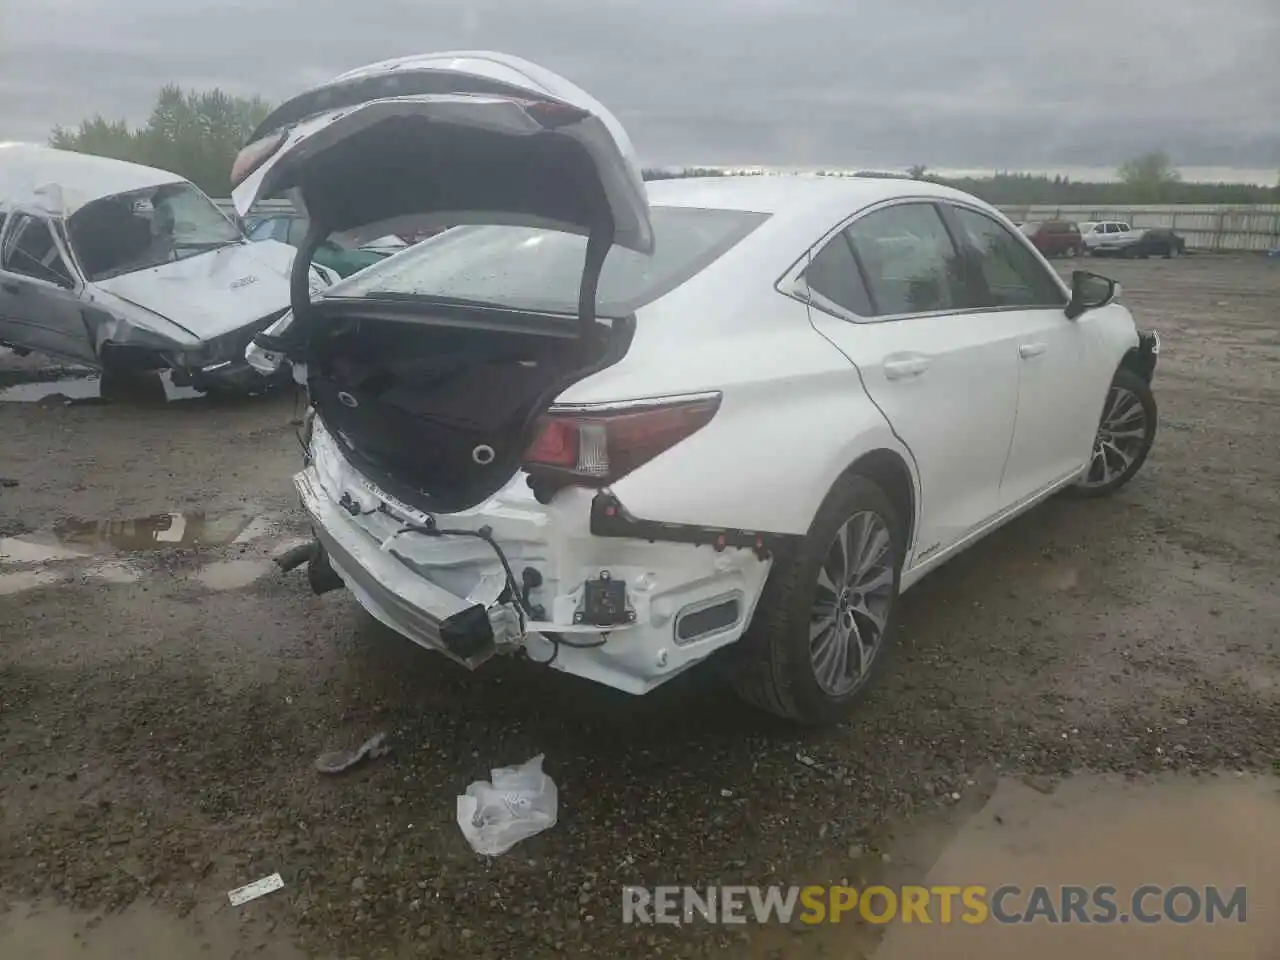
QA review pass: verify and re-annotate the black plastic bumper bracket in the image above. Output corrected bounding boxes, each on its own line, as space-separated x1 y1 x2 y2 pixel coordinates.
588 492 798 561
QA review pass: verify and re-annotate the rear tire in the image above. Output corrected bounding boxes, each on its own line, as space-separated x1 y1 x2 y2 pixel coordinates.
1065 367 1157 498
730 475 904 725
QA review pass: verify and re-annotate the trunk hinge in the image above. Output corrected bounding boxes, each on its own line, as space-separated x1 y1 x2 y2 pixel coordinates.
577 213 616 337
252 219 329 359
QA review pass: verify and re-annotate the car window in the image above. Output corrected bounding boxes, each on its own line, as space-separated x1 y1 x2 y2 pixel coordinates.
286 218 306 247
845 203 962 316
67 182 241 281
248 219 276 241
949 206 1066 309
802 233 873 316
329 206 770 317
1 214 75 287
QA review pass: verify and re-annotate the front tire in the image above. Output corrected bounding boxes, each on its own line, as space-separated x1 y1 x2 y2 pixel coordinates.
731 475 903 724
1066 367 1157 498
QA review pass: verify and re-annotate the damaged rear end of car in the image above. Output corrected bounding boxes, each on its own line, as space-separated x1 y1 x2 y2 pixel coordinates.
237 52 773 693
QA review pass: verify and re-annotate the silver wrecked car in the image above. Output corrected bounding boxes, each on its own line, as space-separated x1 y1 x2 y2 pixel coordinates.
0 143 336 393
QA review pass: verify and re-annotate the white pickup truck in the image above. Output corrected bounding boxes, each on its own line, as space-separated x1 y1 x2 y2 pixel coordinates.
1079 220 1138 254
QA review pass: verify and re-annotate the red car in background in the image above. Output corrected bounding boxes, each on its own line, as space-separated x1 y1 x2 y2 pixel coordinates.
1019 219 1084 257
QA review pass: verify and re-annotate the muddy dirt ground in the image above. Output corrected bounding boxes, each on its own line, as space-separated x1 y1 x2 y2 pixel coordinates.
1 255 1278 959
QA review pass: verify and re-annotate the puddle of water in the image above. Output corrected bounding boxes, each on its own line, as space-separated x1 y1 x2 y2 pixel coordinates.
0 899 312 960
872 773 1280 960
194 558 275 591
0 511 268 561
0 569 64 595
0 371 201 404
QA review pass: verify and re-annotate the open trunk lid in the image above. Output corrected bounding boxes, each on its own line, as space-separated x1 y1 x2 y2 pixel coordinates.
230 53 652 515
230 51 652 256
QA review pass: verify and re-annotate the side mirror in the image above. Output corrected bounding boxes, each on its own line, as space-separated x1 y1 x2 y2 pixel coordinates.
1065 269 1118 320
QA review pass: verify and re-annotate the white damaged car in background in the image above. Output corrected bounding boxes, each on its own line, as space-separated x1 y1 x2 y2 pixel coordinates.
236 52 1160 725
0 143 337 393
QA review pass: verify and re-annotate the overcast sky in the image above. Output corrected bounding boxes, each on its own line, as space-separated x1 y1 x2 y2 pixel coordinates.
2 0 1277 179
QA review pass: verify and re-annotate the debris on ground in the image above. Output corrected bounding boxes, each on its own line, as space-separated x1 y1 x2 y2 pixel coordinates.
228 872 285 906
457 754 558 857
314 732 390 775
0 478 17 488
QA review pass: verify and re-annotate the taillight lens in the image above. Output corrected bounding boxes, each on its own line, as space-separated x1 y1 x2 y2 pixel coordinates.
230 130 288 189
523 395 721 487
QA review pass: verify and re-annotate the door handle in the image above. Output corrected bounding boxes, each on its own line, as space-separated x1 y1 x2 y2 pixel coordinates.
1018 342 1047 359
0 281 19 295
883 354 931 379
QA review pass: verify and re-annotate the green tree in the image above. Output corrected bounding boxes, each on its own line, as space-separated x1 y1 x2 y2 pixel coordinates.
906 163 929 180
49 85 273 196
1117 150 1182 202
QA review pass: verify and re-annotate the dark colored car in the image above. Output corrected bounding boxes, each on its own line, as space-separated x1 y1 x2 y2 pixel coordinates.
1018 219 1084 257
247 214 390 277
1116 227 1187 259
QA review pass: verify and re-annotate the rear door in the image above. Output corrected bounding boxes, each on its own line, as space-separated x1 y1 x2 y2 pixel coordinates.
941 203 1102 503
795 200 1022 562
0 213 95 363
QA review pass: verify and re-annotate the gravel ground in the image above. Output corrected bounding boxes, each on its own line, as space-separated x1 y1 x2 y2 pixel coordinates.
1 254 1278 958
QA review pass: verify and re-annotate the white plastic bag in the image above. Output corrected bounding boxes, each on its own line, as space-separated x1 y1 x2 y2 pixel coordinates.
456 754 558 856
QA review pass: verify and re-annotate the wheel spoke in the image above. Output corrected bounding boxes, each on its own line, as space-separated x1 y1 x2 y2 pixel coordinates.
855 526 890 579
852 599 887 634
838 518 857 586
847 615 870 676
855 565 894 596
1102 439 1134 470
812 625 843 688
809 612 837 644
831 621 850 684
1107 425 1146 441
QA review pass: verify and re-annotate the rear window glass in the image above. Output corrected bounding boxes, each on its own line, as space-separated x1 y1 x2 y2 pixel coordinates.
326 206 769 316
1019 222 1041 235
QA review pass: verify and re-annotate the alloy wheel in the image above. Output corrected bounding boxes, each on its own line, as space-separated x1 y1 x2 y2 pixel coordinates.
809 511 895 696
1080 385 1148 489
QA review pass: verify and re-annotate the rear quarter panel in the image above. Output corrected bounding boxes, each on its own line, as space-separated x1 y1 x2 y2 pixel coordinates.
556 249 916 538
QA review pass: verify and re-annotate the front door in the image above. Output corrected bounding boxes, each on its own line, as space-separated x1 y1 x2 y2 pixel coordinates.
0 213 94 363
941 203 1102 504
797 200 1022 563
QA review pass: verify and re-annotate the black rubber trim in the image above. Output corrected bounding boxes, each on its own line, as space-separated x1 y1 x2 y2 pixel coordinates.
589 492 801 561
438 604 497 661
1133 330 1160 382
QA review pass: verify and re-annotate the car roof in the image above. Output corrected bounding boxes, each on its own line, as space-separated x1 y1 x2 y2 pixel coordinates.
0 142 186 218
646 174 987 216
649 175 1006 233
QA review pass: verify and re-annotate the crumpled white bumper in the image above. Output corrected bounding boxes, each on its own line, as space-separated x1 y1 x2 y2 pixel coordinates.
296 417 773 694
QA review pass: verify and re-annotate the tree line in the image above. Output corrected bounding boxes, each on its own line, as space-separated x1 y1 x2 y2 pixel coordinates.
49 86 1280 206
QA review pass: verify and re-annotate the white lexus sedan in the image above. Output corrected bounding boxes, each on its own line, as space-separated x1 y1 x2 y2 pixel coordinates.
234 52 1159 724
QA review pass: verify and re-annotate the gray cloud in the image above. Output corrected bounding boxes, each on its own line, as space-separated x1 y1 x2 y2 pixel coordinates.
2 0 1277 175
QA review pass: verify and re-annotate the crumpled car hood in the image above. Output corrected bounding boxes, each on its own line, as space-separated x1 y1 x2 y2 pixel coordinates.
93 240 297 340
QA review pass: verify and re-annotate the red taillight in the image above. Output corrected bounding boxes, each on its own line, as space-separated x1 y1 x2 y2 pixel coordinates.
230 130 287 189
523 395 721 487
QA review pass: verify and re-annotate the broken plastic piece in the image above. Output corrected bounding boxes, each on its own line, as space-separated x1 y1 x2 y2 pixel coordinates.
314 731 390 775
228 872 285 906
456 754 558 857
